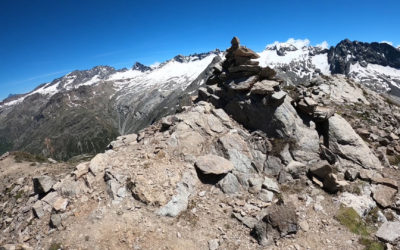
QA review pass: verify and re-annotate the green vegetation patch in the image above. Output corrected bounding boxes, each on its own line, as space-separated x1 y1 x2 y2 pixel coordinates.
336 206 369 236
11 151 48 163
48 242 63 250
359 237 385 250
336 206 385 250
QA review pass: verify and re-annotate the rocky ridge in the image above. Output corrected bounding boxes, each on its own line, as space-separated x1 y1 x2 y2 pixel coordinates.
1 38 400 249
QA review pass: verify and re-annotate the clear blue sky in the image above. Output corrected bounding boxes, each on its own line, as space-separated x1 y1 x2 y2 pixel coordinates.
1 0 399 101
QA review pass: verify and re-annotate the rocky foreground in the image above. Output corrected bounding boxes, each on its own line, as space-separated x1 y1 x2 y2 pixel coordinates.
1 38 400 250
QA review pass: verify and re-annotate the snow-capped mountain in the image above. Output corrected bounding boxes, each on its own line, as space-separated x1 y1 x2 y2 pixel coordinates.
1 38 400 160
256 38 400 96
0 50 222 159
256 39 330 85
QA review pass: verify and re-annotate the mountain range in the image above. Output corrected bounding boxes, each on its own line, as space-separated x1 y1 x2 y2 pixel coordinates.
1 38 400 160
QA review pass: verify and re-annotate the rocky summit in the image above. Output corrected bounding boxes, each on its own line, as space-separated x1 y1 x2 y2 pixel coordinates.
1 37 400 250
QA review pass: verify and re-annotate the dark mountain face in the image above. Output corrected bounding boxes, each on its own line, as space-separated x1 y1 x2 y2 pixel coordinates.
132 62 151 72
328 39 400 74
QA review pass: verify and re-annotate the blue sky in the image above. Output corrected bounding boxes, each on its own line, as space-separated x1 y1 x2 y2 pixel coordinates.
1 0 399 101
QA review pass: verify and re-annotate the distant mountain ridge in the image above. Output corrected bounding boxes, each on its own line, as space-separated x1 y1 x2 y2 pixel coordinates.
1 39 400 160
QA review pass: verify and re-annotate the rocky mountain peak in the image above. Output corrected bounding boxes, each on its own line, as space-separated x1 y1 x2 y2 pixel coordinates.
132 62 151 72
1 37 400 249
328 39 400 74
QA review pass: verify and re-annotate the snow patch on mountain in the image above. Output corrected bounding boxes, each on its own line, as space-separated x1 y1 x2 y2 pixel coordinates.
349 62 400 91
257 38 330 79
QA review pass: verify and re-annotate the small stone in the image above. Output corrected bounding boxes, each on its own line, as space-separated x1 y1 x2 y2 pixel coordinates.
208 239 219 250
258 189 274 202
299 220 309 232
270 91 287 105
74 162 89 179
50 214 62 228
344 169 359 181
53 197 68 212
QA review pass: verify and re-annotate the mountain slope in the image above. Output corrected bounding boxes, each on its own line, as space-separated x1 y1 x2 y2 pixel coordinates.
1 38 400 160
0 51 221 160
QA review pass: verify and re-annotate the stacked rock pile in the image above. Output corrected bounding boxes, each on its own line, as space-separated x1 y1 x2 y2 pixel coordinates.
198 36 287 108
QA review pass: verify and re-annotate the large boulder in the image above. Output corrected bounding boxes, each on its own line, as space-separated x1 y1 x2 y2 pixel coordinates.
328 115 382 169
223 97 320 163
252 203 298 246
32 176 55 195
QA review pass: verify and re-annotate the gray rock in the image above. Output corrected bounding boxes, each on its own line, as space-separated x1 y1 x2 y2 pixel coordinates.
248 177 263 194
217 173 242 194
50 214 62 228
251 203 298 246
270 91 287 105
227 75 259 91
262 177 280 193
32 176 55 195
216 134 254 174
194 155 234 175
328 115 382 169
376 221 400 243
32 201 46 219
263 156 283 176
156 171 196 217
232 212 258 228
286 161 307 179
258 189 274 202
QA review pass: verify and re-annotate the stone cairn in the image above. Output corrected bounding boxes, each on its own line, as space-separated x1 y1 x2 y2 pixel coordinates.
198 36 287 108
198 36 335 126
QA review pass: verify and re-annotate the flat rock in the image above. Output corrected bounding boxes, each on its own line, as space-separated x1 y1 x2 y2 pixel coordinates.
270 91 287 104
233 47 260 59
227 75 258 91
251 80 279 95
233 212 258 228
195 155 234 175
229 65 261 73
53 197 69 212
376 221 400 243
372 184 397 208
313 106 335 121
